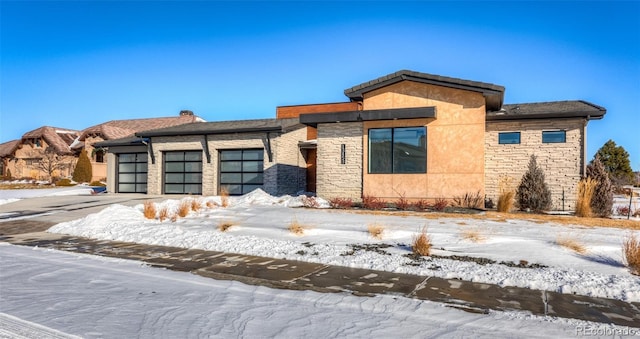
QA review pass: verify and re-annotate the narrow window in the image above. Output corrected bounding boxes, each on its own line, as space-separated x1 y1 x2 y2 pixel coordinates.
368 127 426 174
542 131 566 143
498 132 521 144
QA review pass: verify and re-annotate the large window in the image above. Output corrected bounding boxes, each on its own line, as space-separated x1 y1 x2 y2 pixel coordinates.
164 151 202 194
542 130 566 143
219 149 264 195
368 127 426 174
117 153 147 193
498 132 521 144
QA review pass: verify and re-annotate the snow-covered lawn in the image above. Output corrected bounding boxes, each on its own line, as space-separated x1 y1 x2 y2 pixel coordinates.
48 190 640 302
0 186 94 205
0 244 628 338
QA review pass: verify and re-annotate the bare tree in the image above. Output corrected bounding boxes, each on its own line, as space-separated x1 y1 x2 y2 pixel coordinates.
38 147 64 182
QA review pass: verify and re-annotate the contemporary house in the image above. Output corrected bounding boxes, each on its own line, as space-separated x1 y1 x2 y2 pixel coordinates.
96 70 605 210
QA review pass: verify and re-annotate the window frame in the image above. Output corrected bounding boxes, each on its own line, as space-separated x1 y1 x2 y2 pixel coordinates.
368 126 427 174
542 130 566 143
219 148 264 195
498 132 521 145
163 150 203 195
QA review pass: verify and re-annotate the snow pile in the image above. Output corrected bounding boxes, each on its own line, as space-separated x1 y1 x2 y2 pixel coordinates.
231 189 330 208
0 186 94 206
47 190 640 302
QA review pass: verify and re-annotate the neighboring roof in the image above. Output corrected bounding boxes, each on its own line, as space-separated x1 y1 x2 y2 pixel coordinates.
21 126 79 155
77 115 204 144
487 100 606 121
344 70 505 111
299 107 437 127
0 140 20 158
134 118 303 137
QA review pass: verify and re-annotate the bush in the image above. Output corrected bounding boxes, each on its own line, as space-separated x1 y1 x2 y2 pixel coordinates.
362 195 386 210
158 207 169 222
412 227 432 256
623 233 640 275
330 197 353 209
497 191 515 213
288 217 306 235
575 178 597 217
586 156 614 217
616 205 630 217
177 200 191 217
452 191 483 209
516 155 552 212
301 196 320 208
72 150 92 183
412 199 430 211
143 201 156 219
54 178 74 187
395 196 411 211
190 199 202 212
432 198 448 211
367 223 385 239
89 181 106 187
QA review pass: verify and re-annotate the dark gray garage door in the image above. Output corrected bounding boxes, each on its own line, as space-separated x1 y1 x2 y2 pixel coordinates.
219 149 263 195
117 153 147 193
164 151 203 194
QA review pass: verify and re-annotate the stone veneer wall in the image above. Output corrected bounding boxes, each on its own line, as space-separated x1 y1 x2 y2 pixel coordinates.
316 122 363 200
146 128 306 196
485 118 586 211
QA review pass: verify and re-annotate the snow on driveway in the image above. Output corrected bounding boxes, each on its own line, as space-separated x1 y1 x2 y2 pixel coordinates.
0 244 623 338
0 186 94 205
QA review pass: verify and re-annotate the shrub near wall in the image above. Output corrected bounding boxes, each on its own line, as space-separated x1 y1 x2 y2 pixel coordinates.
586 156 614 217
72 150 92 183
516 155 552 212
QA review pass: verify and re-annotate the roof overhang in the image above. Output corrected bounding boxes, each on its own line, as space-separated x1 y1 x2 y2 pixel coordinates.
344 70 505 111
137 126 282 137
299 107 436 127
487 111 606 121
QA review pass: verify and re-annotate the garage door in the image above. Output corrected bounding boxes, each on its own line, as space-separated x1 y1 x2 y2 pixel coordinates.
164 151 203 194
117 153 147 193
219 149 263 195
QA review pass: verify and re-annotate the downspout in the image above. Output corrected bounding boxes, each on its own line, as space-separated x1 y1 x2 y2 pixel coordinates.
203 135 211 163
265 132 273 162
582 118 588 176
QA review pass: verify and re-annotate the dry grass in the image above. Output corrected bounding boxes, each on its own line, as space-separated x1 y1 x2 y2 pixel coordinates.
220 187 230 208
575 178 597 218
623 233 640 275
367 223 385 239
143 201 156 219
460 228 486 243
497 176 515 213
158 207 169 222
190 199 202 212
556 235 587 254
170 214 178 222
206 200 217 209
177 200 191 217
218 220 236 232
412 227 432 256
288 217 308 236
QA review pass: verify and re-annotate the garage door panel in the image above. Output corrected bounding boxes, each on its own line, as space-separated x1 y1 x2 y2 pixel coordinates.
219 149 264 196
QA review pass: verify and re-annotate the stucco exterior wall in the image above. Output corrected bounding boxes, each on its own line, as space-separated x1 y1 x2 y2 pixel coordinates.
6 140 75 180
485 118 586 211
84 135 108 182
316 122 363 200
361 81 486 201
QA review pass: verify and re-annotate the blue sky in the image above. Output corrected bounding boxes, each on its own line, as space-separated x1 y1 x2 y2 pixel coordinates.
1 1 638 169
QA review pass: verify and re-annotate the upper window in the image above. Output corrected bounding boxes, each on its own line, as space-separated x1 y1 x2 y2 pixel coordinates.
542 131 566 143
498 132 521 144
368 127 426 174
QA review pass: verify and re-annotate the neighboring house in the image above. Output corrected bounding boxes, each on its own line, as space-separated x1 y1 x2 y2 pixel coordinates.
0 127 79 180
71 110 204 182
96 70 605 211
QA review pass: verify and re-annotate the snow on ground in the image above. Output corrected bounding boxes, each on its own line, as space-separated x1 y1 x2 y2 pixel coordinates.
48 189 640 302
0 186 94 205
1 243 630 338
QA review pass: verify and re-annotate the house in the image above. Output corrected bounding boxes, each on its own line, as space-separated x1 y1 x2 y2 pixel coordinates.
0 126 79 180
96 70 605 210
71 110 204 182
0 111 203 182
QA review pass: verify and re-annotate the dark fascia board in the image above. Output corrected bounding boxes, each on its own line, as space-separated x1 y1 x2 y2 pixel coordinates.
487 111 606 121
299 107 436 127
137 125 283 137
94 137 150 147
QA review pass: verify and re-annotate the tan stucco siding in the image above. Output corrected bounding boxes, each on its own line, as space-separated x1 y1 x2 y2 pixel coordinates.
7 140 75 180
485 118 585 211
316 122 363 200
362 81 486 201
